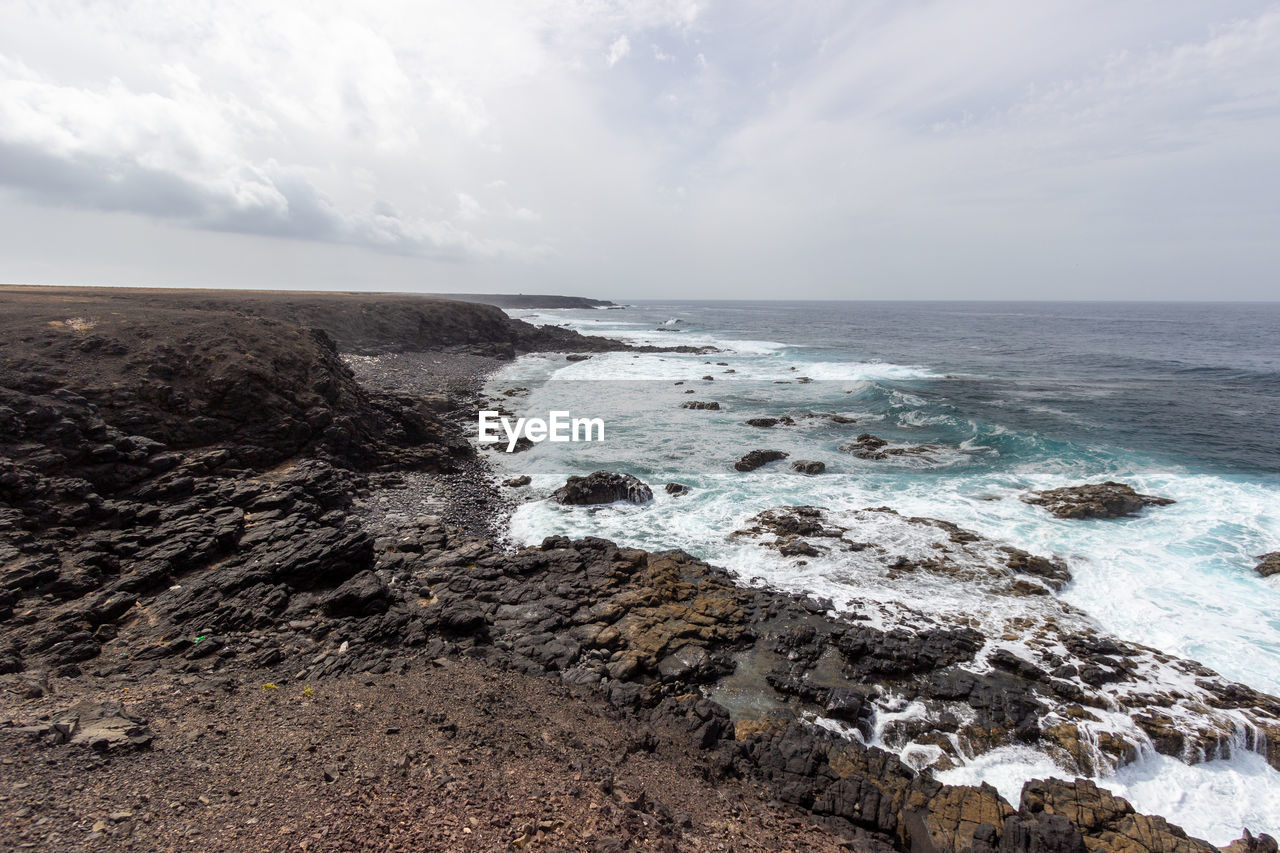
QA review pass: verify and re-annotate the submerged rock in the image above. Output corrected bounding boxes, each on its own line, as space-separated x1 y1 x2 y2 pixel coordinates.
1022 482 1175 520
1255 552 1280 578
734 449 789 472
553 471 653 505
840 433 938 460
681 401 720 410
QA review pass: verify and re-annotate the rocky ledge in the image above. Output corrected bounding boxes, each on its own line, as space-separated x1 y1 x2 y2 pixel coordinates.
554 471 654 505
1022 482 1175 520
735 449 790 472
1 287 1275 852
1255 552 1280 578
841 433 941 461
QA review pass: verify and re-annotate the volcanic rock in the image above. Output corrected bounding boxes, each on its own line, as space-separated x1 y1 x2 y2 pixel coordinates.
840 433 937 460
734 450 789 472
553 472 653 505
1255 552 1280 578
1022 482 1175 520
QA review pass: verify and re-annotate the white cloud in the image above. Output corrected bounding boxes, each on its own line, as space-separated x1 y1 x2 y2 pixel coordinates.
607 35 631 67
0 0 1276 297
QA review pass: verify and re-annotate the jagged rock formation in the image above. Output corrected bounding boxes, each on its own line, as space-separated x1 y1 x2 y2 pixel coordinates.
1255 552 1280 578
553 471 653 505
1022 482 1175 520
735 449 789 471
729 505 1280 778
1 287 1275 852
841 433 941 461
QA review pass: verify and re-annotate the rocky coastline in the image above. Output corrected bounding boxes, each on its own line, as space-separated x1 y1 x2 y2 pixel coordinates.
1 286 1276 852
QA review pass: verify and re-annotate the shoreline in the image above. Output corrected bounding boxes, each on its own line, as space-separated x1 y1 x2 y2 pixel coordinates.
1 286 1276 851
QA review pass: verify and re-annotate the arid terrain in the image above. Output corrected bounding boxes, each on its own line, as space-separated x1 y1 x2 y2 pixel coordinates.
1 286 1275 853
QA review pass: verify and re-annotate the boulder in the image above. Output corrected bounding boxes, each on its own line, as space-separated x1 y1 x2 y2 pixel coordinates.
1255 552 1280 578
665 483 691 497
1222 830 1278 853
840 433 936 460
1015 779 1216 853
321 570 389 617
554 471 653 505
734 450 789 472
790 460 826 475
1022 482 1175 520
503 475 532 488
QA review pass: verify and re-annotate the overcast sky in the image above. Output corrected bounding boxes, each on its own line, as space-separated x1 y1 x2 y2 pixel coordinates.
1 1 1277 299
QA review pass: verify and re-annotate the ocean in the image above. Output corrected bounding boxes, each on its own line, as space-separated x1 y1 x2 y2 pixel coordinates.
484 300 1280 841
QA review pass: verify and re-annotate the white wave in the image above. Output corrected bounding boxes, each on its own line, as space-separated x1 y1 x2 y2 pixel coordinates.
801 361 939 381
937 746 1280 845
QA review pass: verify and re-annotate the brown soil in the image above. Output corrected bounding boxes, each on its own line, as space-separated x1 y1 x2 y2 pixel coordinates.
0 659 847 852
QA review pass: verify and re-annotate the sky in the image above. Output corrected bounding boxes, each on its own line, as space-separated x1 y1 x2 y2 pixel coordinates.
0 0 1277 300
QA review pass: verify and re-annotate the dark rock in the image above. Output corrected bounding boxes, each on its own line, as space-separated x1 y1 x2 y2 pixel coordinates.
1003 548 1072 591
790 460 825 475
1255 552 1280 578
664 483 691 496
840 433 937 460
321 571 389 617
779 540 820 557
734 450 789 472
746 418 779 428
1022 482 1175 520
680 401 720 410
503 475 532 488
553 472 653 505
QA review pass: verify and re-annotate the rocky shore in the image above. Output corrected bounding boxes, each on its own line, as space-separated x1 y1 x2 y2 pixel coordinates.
1 286 1276 852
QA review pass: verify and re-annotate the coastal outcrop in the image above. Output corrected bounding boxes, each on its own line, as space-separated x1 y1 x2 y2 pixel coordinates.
735 449 789 471
728 504 1280 778
841 433 939 460
1 287 1275 852
1022 482 1175 520
1256 552 1280 578
553 471 653 505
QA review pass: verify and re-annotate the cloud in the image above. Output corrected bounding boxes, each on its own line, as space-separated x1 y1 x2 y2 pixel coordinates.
0 1 698 260
0 0 1276 298
607 35 632 67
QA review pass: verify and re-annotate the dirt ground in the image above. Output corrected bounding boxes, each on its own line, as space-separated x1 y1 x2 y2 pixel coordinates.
0 657 852 852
